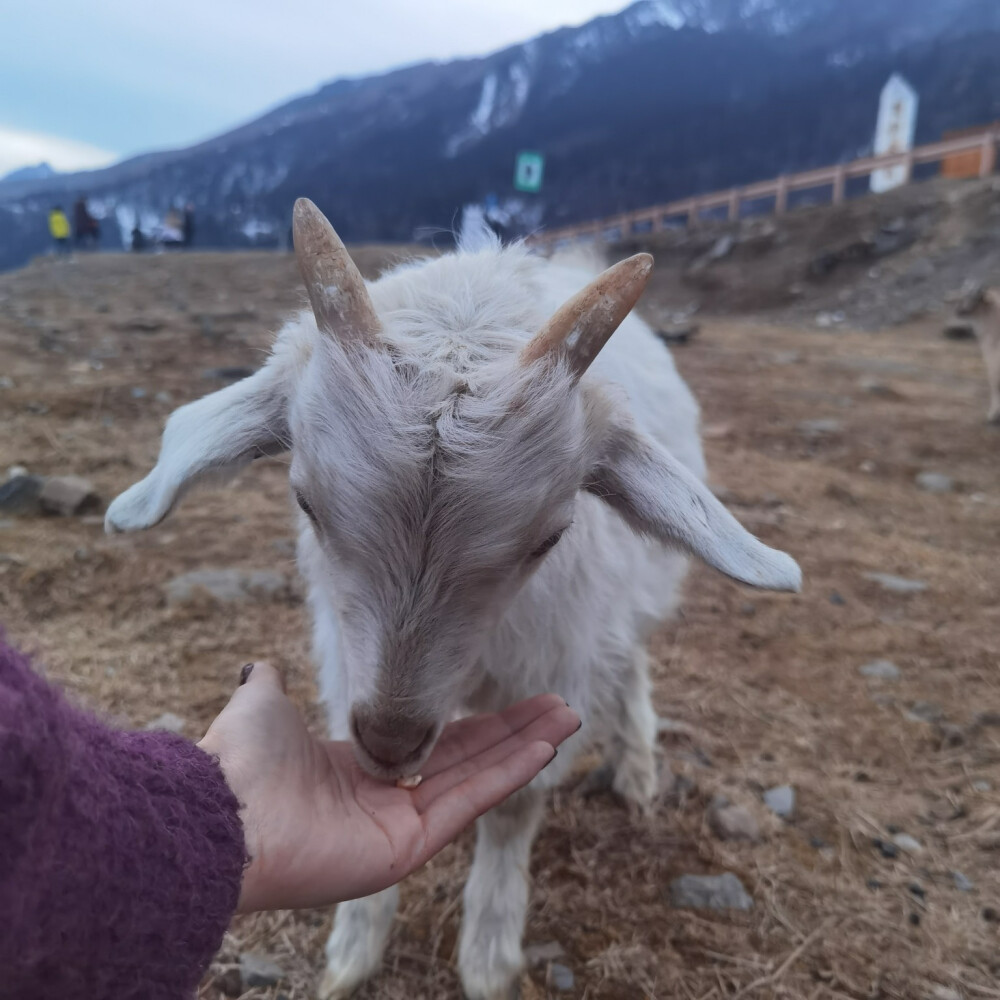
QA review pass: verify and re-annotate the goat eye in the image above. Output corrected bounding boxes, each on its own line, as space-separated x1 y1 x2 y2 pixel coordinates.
528 530 564 561
295 491 317 523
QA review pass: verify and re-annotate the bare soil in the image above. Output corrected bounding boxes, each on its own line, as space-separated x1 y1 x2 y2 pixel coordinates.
1 249 998 1000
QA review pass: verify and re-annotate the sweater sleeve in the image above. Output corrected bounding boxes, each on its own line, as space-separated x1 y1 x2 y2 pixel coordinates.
0 636 246 1000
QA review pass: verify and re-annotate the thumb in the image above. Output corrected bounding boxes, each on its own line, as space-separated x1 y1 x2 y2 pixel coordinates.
238 660 286 695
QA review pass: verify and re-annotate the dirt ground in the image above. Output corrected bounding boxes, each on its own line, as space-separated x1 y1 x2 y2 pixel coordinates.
1 249 998 1000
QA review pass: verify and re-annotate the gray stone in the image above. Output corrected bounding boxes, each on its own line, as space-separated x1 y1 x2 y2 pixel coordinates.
892 833 923 854
952 871 974 892
763 785 795 818
130 387 147 399
39 476 100 516
550 963 574 991
772 350 801 366
972 779 991 792
239 952 284 989
859 659 901 681
164 568 287 605
863 572 928 594
916 472 954 494
0 475 44 515
6 465 28 480
669 872 753 911
154 390 174 404
943 319 976 340
797 419 841 436
0 376 13 389
525 941 565 966
708 234 735 260
907 701 943 724
709 801 760 842
144 712 187 734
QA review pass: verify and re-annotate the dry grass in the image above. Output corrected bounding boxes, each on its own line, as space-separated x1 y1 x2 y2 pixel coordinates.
1 251 998 999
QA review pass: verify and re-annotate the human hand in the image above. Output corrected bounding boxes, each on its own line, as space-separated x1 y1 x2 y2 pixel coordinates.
197 662 580 912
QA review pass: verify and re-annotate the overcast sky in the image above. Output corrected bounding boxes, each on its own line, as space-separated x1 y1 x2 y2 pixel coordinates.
0 0 625 176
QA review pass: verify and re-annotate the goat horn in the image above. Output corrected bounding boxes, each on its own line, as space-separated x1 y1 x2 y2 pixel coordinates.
520 254 654 378
292 197 381 343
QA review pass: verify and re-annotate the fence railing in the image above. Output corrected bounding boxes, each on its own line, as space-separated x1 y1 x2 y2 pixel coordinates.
529 129 999 251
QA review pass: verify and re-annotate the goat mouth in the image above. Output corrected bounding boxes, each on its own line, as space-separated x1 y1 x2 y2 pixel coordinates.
349 718 441 782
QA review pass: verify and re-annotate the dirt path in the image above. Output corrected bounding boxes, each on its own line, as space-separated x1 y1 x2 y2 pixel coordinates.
1 252 997 999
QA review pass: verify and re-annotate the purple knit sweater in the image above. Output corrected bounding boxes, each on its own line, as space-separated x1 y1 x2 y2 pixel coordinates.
0 636 246 999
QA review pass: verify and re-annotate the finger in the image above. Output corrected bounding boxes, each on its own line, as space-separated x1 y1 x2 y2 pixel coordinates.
416 741 557 861
239 660 286 695
413 703 579 809
421 694 569 779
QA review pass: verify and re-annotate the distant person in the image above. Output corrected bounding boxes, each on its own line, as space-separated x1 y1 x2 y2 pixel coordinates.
48 205 70 254
73 196 99 249
161 207 184 249
131 221 147 253
182 202 195 247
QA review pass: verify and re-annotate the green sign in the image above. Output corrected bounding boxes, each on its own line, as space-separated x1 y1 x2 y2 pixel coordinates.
514 151 545 193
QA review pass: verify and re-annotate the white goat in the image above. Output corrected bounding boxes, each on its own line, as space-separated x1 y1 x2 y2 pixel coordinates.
107 200 800 1000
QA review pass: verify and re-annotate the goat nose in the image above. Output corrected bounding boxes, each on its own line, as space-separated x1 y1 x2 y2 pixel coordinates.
352 709 435 769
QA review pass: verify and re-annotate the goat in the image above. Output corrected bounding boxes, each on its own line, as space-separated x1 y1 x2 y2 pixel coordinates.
958 287 1000 424
106 200 801 1000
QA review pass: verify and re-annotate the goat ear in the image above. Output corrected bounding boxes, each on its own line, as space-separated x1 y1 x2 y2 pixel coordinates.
586 422 801 592
105 367 288 533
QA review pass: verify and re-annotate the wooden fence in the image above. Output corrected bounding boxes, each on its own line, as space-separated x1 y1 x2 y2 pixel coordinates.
529 128 1000 251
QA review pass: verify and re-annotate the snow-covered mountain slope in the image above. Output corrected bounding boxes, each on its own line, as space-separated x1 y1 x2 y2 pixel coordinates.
2 0 1000 270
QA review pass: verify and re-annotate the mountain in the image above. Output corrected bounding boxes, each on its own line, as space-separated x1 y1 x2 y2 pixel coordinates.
3 0 1000 272
0 161 56 185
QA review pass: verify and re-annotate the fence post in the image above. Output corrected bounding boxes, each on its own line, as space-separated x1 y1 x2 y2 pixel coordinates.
775 175 789 215
832 165 847 205
688 199 702 229
980 131 998 178
728 188 741 222
902 150 915 184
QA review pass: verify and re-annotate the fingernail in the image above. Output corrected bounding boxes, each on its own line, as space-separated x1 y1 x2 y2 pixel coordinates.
575 719 583 733
239 663 254 685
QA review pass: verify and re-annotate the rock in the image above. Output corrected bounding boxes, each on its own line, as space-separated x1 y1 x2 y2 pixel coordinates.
763 785 795 818
943 319 976 340
797 418 841 436
906 702 943 724
144 712 186 734
130 387 147 399
972 779 991 792
709 801 760 842
859 377 903 399
39 476 100 516
6 465 28 480
859 659 901 681
0 475 44 515
0 376 13 389
217 967 243 997
525 942 565 966
815 311 842 329
164 568 287 605
118 316 165 333
772 350 801 365
239 952 284 989
154 390 173 404
916 472 954 494
892 833 923 854
669 872 753 911
550 964 574 991
201 366 256 382
873 838 898 859
708 234 735 260
929 987 962 1000
863 572 928 594
952 871 974 892
937 722 965 747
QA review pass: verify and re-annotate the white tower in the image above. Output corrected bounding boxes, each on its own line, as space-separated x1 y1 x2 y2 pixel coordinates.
871 73 919 194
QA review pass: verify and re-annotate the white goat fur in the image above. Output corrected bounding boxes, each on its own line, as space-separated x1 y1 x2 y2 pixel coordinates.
107 237 800 1000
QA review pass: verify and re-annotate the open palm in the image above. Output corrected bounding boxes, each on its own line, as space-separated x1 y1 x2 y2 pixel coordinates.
198 662 580 912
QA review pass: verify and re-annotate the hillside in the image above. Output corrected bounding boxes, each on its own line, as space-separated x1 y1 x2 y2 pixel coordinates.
3 0 1000 272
